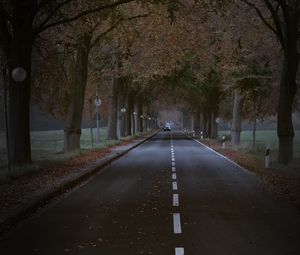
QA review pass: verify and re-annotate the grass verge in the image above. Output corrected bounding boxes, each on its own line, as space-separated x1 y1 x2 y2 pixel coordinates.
0 128 148 182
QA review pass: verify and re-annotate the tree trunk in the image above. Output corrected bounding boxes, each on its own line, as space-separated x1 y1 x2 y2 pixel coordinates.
118 90 126 138
203 113 208 137
252 117 257 151
132 104 136 135
137 101 143 132
194 111 200 133
64 34 90 152
207 112 212 138
277 48 298 164
231 89 243 147
7 25 33 166
210 110 218 138
200 112 204 134
107 76 119 140
125 92 134 136
190 114 195 132
144 106 148 132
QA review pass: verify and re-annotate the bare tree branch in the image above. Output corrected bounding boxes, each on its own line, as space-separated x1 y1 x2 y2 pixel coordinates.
90 13 149 49
0 4 12 53
241 0 284 47
34 0 134 35
35 0 73 33
0 2 12 21
263 0 285 47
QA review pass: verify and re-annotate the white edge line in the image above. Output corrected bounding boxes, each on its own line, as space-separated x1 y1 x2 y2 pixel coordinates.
182 131 255 176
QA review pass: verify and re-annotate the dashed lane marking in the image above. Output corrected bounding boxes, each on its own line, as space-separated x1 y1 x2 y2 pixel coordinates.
175 247 184 255
173 194 179 206
172 173 177 180
173 213 182 234
172 181 178 190
172 166 176 172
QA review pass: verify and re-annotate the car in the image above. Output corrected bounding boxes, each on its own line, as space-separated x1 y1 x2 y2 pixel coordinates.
163 126 171 131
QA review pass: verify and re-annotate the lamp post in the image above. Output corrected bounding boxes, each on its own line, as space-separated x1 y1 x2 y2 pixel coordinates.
89 95 101 146
132 111 137 134
95 97 101 144
2 66 27 174
148 117 152 130
120 107 126 137
140 115 144 133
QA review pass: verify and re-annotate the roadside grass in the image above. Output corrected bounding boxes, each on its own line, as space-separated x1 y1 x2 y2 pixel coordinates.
0 128 121 181
218 130 300 176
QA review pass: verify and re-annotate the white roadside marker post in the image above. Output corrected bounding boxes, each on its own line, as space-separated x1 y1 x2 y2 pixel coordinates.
222 135 226 149
265 145 270 169
200 131 203 139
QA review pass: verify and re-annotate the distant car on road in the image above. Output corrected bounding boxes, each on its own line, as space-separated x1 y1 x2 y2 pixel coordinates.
163 126 171 131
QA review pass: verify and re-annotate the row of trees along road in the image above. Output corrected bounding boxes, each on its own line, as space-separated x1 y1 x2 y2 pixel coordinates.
0 0 177 166
239 0 300 164
0 0 299 166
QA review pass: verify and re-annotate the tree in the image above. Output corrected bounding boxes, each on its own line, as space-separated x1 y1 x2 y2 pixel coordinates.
240 0 300 164
0 0 177 164
0 0 137 166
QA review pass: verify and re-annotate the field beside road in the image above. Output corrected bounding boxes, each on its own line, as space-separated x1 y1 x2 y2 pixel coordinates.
0 128 136 179
218 130 300 175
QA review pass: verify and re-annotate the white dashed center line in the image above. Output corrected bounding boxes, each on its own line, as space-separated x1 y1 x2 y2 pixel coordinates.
172 173 177 180
172 181 178 190
173 194 179 206
173 213 182 234
171 133 184 251
175 247 184 255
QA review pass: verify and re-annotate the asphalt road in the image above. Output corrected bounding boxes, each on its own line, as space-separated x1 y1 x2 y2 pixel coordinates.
1 130 300 255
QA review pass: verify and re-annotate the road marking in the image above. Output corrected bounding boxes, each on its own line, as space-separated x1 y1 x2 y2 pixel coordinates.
172 173 177 180
172 162 175 166
173 194 179 206
172 181 178 190
175 247 184 255
172 158 175 162
172 166 176 172
187 134 255 176
173 213 182 234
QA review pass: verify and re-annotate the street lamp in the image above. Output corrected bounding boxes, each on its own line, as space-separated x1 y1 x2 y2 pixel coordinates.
120 107 126 137
148 117 152 130
3 65 27 174
132 111 137 134
95 97 101 144
89 95 101 146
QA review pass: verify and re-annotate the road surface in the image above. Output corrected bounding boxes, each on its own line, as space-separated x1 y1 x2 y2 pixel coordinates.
1 130 300 255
